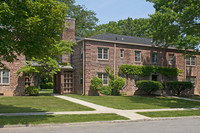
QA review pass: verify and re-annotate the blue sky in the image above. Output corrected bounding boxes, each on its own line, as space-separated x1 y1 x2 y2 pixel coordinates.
75 0 155 24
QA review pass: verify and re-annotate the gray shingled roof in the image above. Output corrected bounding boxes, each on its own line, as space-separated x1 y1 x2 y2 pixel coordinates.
89 33 154 45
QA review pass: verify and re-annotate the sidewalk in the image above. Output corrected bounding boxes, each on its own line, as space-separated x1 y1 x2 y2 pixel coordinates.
0 95 199 121
167 96 200 102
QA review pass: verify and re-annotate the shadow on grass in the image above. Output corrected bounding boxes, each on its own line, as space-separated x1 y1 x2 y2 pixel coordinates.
0 105 52 128
0 104 46 113
0 115 54 128
127 95 200 109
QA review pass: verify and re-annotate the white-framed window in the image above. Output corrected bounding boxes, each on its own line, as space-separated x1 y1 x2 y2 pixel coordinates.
152 53 158 64
98 48 109 60
120 49 124 58
186 76 196 87
80 74 83 85
135 51 141 62
186 56 196 66
0 70 10 84
98 73 108 85
80 48 83 60
169 54 175 65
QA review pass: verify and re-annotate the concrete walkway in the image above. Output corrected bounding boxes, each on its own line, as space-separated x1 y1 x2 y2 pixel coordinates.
0 95 200 121
168 96 200 102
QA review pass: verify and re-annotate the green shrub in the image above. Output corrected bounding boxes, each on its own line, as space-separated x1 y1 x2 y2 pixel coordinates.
111 76 126 95
90 77 103 90
40 82 53 89
25 86 39 96
166 81 193 96
136 80 164 95
99 86 112 95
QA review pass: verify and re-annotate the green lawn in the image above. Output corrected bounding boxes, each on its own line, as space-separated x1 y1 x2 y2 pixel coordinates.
66 94 200 110
0 96 94 113
39 89 53 94
0 113 128 126
137 110 200 118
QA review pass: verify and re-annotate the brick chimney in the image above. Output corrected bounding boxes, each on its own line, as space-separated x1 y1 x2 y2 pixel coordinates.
60 18 75 64
62 18 75 42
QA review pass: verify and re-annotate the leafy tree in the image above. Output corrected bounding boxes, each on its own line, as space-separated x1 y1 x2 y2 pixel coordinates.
0 0 68 66
57 0 99 37
147 0 200 51
16 40 76 87
86 18 151 38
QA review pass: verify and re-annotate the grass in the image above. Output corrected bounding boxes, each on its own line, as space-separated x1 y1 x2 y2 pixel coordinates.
137 110 200 118
39 89 53 94
0 96 94 113
0 113 128 126
66 94 200 110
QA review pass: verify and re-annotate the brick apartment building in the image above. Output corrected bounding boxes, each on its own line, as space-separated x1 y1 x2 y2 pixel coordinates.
72 33 200 96
1 18 200 96
0 55 26 96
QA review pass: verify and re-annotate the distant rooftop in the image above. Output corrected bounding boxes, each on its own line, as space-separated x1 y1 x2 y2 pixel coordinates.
89 33 153 46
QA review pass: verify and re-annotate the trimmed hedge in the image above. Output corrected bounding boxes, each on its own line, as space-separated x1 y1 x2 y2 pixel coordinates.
166 81 193 96
25 86 39 96
136 80 164 95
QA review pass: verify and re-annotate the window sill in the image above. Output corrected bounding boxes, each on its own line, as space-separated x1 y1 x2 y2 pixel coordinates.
98 59 109 61
0 84 10 86
186 65 196 67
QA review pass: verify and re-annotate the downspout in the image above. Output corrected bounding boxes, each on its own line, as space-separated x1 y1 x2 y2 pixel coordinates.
184 55 186 81
114 44 116 76
82 40 85 95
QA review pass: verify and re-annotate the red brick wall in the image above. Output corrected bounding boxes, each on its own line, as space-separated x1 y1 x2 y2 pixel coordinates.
72 42 83 94
79 40 200 95
0 55 26 96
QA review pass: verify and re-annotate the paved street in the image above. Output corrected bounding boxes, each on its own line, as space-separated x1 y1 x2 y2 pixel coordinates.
1 118 200 133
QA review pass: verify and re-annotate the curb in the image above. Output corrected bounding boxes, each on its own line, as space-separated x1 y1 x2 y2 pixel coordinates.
1 116 200 129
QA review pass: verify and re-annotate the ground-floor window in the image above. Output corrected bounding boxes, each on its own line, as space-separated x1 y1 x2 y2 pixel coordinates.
80 74 83 85
98 73 108 85
0 70 10 84
186 76 196 87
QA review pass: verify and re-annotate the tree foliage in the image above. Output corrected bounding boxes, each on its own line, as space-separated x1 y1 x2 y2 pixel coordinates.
57 0 99 37
86 18 150 38
0 0 68 66
147 0 200 51
16 40 76 76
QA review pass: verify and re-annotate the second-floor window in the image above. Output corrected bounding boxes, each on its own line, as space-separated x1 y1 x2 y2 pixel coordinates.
135 51 141 62
186 56 196 66
0 70 10 84
152 53 158 64
169 54 175 65
120 49 124 58
98 48 108 60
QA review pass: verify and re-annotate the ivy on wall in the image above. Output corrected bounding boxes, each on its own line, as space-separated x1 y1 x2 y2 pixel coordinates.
119 64 183 77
